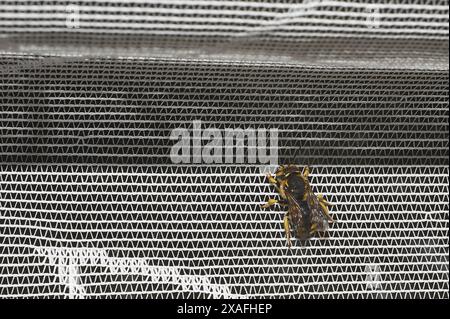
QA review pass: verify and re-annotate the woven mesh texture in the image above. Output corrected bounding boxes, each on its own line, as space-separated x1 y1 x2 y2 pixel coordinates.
0 165 448 298
0 0 448 68
0 0 449 299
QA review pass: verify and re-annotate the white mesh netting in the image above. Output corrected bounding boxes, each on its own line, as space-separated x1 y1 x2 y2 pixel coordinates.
0 0 448 298
0 165 448 298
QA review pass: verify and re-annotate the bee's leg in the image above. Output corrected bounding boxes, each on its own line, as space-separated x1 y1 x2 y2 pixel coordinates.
278 199 289 207
309 223 318 235
318 194 332 207
266 173 288 200
302 166 310 178
261 198 278 208
269 181 287 200
262 198 288 208
321 205 335 223
277 180 288 200
283 214 292 248
266 174 277 185
318 194 335 223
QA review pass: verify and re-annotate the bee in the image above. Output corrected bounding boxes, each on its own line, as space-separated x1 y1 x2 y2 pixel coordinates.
262 165 334 247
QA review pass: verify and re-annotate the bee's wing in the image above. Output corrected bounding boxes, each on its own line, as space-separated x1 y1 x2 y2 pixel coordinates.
284 189 310 239
306 192 329 232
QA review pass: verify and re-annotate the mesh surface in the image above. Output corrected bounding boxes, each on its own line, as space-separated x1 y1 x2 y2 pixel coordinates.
0 0 449 299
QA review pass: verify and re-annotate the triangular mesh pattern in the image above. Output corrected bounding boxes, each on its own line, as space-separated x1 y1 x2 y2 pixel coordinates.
0 0 448 298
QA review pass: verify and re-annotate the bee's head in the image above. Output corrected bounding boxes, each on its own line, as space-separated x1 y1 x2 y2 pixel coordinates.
275 164 302 177
275 165 287 176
